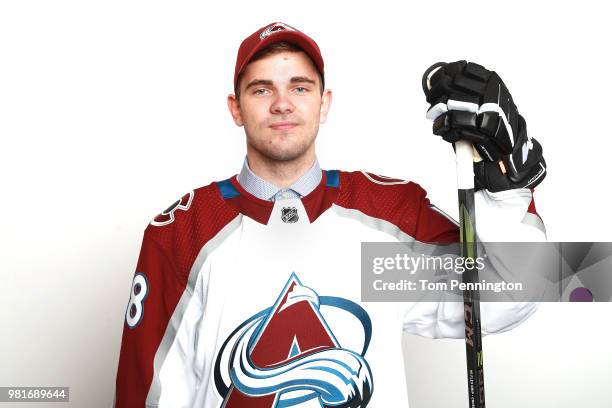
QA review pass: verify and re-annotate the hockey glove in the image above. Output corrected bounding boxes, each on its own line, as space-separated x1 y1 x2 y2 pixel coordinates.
422 60 547 192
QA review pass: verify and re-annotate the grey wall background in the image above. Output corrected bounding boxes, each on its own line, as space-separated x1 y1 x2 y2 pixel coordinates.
1 1 611 407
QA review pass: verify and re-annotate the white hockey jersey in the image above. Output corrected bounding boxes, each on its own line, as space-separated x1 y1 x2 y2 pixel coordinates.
115 170 545 407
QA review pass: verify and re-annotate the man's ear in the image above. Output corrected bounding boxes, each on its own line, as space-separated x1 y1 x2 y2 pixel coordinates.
319 89 333 124
227 94 244 127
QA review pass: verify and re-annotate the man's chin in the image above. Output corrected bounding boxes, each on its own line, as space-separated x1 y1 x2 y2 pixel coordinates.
253 144 313 162
261 150 307 162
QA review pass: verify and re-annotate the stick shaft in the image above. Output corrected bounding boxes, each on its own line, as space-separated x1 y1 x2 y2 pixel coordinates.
456 140 486 408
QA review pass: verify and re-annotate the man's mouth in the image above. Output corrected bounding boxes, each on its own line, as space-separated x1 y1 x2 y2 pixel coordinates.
269 121 299 131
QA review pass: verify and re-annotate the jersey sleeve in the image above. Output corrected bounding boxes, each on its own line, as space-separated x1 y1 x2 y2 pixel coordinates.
115 229 200 407
402 187 547 339
115 185 239 407
410 186 459 244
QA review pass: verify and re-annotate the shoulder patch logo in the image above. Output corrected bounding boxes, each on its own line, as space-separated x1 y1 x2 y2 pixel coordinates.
361 171 410 186
151 191 194 227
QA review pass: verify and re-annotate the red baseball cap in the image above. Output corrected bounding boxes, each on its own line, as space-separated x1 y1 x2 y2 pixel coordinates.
233 22 325 91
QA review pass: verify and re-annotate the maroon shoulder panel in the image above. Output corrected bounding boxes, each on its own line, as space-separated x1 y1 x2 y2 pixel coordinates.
334 171 459 244
149 183 241 278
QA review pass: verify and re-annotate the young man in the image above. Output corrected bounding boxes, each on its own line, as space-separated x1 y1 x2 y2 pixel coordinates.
115 22 546 407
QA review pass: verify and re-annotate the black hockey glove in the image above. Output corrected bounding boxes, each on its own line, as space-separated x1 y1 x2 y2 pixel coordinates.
422 60 546 192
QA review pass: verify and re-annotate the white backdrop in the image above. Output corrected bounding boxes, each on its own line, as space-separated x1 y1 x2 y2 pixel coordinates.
1 1 611 407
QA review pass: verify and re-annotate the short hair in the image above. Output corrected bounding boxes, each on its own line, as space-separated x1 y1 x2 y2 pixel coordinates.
234 41 325 100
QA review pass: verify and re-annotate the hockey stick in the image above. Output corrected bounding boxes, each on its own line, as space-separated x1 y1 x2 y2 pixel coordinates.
456 140 485 408
422 64 486 408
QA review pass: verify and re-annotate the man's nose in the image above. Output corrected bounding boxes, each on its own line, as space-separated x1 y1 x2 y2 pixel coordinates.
270 91 295 114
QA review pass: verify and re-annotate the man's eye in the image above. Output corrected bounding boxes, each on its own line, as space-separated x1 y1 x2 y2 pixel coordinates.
254 89 270 95
294 86 309 93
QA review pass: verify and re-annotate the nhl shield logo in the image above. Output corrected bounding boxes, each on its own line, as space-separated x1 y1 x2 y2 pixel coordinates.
281 207 299 223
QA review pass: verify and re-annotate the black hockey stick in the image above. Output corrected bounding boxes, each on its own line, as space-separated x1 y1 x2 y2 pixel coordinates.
423 64 486 408
456 140 485 408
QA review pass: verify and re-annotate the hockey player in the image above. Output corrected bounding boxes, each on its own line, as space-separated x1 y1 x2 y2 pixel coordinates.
114 22 547 407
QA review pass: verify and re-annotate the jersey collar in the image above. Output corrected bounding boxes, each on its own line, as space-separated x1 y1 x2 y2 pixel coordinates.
237 157 322 201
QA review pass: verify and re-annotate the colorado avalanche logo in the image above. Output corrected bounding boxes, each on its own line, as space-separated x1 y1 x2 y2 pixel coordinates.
214 273 374 407
259 22 298 40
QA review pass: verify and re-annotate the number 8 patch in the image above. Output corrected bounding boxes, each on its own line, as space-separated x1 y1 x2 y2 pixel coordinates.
125 272 149 329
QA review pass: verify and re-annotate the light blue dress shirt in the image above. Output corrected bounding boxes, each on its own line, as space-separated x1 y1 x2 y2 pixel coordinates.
236 157 322 201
